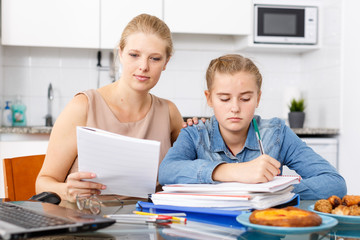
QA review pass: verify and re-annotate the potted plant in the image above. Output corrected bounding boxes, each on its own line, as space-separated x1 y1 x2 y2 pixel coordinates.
288 98 305 128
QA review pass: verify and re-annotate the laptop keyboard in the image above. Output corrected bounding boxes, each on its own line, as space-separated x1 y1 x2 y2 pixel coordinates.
0 202 75 229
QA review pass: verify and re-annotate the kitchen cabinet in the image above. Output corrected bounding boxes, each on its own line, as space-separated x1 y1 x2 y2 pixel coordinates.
100 0 162 49
1 0 99 48
282 137 338 176
164 0 252 35
2 0 252 48
0 134 49 198
1 0 162 49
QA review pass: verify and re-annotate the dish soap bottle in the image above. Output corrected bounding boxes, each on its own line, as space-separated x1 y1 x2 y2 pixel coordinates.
11 96 27 126
2 101 13 127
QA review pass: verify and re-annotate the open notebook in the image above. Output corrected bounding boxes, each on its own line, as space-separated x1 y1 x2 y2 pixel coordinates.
0 201 115 240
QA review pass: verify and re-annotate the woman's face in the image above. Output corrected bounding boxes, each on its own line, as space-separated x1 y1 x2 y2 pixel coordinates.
119 32 169 93
205 71 261 136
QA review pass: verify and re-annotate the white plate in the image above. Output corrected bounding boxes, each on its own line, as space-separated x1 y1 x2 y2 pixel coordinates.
309 204 360 224
236 212 338 235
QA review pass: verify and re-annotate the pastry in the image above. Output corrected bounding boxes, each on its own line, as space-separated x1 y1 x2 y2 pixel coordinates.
327 195 342 208
249 206 322 227
314 199 333 213
349 205 360 216
342 195 360 207
332 205 350 215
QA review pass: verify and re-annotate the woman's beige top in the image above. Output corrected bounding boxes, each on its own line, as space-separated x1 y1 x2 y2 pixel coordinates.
69 89 171 174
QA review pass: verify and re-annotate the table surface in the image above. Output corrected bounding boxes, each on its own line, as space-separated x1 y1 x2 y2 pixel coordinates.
25 200 360 240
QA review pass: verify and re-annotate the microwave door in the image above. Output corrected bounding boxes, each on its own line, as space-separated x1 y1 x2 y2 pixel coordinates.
254 5 317 45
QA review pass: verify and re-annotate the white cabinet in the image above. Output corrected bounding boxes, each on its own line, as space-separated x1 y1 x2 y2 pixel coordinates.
282 137 338 176
164 0 251 35
1 0 99 48
0 134 49 198
2 0 252 48
2 0 163 49
100 0 162 49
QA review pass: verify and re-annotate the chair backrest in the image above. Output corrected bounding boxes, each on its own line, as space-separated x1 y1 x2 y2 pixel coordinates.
3 154 45 201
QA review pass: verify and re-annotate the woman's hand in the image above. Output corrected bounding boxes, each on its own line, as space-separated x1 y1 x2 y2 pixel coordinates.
182 117 207 128
65 172 106 202
212 155 281 184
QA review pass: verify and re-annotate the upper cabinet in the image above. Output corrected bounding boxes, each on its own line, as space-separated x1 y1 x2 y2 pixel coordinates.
164 0 252 35
1 0 99 48
100 0 162 49
1 0 252 49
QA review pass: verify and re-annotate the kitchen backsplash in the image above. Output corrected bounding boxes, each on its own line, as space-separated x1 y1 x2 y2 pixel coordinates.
0 1 341 128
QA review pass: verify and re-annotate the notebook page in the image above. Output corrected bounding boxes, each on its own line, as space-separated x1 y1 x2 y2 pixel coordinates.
162 176 300 193
77 126 160 198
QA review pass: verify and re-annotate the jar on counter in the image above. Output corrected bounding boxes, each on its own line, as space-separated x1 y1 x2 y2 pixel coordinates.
2 101 13 127
11 97 26 127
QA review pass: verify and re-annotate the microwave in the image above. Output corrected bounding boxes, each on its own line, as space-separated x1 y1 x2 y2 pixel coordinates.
254 5 318 45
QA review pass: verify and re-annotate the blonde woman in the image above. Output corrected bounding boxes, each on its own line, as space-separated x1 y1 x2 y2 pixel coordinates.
36 14 184 202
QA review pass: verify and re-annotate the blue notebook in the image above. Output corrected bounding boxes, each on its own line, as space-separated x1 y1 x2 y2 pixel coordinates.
136 194 299 229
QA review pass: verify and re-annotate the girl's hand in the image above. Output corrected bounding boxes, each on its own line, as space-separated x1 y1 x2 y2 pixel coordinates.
65 172 106 202
182 117 207 128
212 155 281 184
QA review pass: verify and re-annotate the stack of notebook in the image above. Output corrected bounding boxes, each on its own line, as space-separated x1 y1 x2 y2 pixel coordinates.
151 176 300 210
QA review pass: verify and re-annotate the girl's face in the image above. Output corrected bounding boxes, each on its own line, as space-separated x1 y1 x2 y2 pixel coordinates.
119 32 170 93
205 71 261 136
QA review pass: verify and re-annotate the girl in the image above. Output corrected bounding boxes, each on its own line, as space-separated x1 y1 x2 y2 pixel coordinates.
159 54 346 200
36 14 184 202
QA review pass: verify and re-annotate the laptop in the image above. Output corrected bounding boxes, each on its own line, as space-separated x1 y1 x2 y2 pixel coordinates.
0 200 115 240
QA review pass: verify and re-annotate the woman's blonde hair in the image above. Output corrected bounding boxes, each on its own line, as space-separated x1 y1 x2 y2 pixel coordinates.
119 14 173 59
206 54 262 92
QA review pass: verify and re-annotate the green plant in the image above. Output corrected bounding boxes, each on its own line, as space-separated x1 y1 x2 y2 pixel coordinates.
289 98 305 112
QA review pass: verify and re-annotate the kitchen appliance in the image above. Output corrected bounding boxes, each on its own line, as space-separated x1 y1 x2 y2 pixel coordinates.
254 4 318 45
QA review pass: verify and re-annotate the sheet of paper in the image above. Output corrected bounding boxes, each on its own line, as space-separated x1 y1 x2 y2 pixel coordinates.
162 176 300 193
77 126 160 198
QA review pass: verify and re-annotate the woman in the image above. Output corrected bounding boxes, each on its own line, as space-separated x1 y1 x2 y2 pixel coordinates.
36 14 184 202
159 54 347 200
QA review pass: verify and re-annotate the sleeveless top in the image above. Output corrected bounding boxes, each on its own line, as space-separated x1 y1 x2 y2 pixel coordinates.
69 89 172 174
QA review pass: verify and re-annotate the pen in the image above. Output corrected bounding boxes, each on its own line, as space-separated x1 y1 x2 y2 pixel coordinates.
103 214 172 224
252 118 265 155
133 211 187 224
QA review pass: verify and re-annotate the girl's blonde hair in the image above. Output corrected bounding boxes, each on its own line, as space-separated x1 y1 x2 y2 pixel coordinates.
206 54 262 92
119 14 173 59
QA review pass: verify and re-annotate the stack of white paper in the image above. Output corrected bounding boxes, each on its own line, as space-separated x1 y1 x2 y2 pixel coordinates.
77 126 161 198
152 176 300 210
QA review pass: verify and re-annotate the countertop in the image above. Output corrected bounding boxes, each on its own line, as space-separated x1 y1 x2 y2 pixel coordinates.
0 126 52 134
291 128 339 137
0 126 339 136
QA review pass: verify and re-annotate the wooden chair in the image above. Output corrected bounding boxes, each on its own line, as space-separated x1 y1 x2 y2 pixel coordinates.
3 154 45 201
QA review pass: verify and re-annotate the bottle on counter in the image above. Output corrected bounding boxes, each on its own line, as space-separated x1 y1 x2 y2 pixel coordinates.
11 96 27 127
2 101 13 127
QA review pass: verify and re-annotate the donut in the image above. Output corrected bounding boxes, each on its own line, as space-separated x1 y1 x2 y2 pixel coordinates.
249 206 322 227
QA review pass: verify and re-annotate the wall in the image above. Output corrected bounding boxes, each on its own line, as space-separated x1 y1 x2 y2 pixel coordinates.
0 41 3 126
300 0 342 128
339 0 360 194
1 42 338 128
1 46 102 126
0 1 342 130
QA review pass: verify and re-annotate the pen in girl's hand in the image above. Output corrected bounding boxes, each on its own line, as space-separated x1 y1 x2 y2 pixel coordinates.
252 118 265 155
